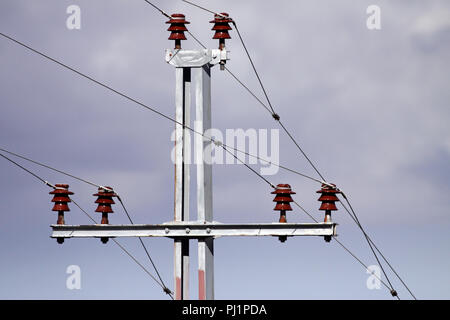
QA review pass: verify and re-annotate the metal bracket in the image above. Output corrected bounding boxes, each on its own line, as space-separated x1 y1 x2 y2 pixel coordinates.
165 49 229 68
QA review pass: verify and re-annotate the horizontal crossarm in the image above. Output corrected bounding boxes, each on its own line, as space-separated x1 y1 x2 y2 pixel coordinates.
51 222 336 239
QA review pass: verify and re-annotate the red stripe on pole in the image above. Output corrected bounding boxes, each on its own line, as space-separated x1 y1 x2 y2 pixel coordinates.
176 277 182 300
198 270 206 300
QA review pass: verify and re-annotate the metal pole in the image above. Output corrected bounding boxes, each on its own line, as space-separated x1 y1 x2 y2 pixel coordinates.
195 65 214 300
174 67 191 300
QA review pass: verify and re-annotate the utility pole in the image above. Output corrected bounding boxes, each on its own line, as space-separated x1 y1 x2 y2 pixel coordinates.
50 13 338 301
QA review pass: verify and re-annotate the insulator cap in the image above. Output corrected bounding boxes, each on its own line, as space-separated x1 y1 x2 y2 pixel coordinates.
166 13 190 42
272 184 295 212
49 184 74 212
210 13 232 40
93 187 117 215
316 183 341 212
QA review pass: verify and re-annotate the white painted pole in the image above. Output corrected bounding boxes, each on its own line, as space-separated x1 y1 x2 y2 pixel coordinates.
174 67 191 300
195 65 214 300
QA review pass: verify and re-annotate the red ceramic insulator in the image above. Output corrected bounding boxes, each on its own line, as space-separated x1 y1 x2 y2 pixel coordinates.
93 187 117 225
210 13 232 49
271 184 295 223
316 183 341 222
49 184 74 225
166 13 190 49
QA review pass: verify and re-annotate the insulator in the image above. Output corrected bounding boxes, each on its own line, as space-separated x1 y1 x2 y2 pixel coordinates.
210 12 232 70
49 184 74 244
166 13 190 49
271 184 296 223
49 184 74 225
210 13 232 44
316 183 341 223
93 186 117 225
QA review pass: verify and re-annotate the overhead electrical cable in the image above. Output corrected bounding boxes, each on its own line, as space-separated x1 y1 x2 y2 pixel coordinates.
0 32 323 186
339 195 416 299
212 147 398 298
0 1 416 299
179 0 415 299
0 151 173 299
181 0 326 181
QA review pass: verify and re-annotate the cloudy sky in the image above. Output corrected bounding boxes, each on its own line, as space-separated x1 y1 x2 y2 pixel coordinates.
0 0 449 299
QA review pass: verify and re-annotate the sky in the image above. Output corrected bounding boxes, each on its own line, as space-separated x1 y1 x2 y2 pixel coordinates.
0 0 449 300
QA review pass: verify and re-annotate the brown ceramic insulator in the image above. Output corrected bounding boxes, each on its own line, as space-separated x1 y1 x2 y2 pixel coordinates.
210 13 232 39
316 183 341 212
271 184 295 222
49 184 74 225
210 13 232 50
166 13 190 46
93 187 117 224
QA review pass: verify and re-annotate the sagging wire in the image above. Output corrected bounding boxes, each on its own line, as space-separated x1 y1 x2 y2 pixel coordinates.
207 146 398 299
0 150 173 299
0 31 323 187
179 0 415 299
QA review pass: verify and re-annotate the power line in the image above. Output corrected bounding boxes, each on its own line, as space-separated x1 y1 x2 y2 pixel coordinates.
0 32 324 186
0 152 48 185
339 194 416 299
180 0 327 181
0 151 173 299
1 4 415 299
291 200 397 296
71 198 174 299
0 147 173 297
232 20 326 181
204 144 399 299
0 147 100 188
166 4 410 298
116 196 173 296
143 0 171 18
226 15 412 294
231 21 277 116
0 144 323 199
186 30 207 49
224 66 273 115
221 144 275 189
338 198 397 297
182 0 217 16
